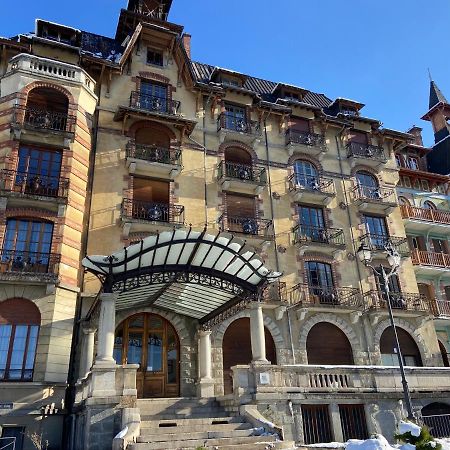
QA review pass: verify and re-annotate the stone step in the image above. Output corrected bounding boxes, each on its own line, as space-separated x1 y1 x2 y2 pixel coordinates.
137 427 260 443
140 422 253 434
129 434 279 450
140 411 230 420
137 398 219 408
140 416 244 428
139 405 224 416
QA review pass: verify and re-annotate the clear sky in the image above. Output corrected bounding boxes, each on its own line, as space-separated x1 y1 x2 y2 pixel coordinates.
1 0 449 146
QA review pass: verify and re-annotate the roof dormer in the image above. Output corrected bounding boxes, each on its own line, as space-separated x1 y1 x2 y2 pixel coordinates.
328 98 364 117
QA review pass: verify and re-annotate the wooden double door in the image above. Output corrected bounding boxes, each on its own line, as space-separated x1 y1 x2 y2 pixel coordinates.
114 313 180 398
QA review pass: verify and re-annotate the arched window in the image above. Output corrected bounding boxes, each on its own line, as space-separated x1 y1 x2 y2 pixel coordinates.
224 147 252 165
380 326 422 366
294 160 318 188
423 201 436 210
439 341 450 367
306 322 354 365
135 126 171 149
356 171 379 199
398 197 410 206
0 299 40 381
422 403 450 437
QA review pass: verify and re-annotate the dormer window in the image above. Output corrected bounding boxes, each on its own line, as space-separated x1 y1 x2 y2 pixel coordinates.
406 156 419 170
222 77 242 88
341 107 357 116
285 92 301 102
147 49 164 67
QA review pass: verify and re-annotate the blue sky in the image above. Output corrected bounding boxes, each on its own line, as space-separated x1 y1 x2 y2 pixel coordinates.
2 0 449 146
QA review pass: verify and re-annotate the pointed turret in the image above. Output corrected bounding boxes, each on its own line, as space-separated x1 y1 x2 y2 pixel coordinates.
429 80 448 110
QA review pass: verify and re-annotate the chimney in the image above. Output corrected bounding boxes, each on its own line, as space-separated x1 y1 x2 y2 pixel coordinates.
182 33 191 59
407 125 424 146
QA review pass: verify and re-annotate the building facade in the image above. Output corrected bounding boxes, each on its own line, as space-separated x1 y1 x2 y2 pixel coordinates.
0 1 449 449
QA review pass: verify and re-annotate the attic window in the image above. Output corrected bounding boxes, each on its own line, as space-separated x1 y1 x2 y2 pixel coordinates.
341 107 357 116
40 25 77 46
285 92 301 102
222 77 241 88
147 49 163 66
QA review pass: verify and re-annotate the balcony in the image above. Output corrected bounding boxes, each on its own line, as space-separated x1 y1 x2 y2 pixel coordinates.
359 233 410 257
289 283 363 311
121 199 185 235
217 161 267 195
346 142 387 168
351 185 397 214
431 299 450 318
0 169 69 203
363 290 430 315
293 224 345 257
125 141 182 178
285 129 327 159
401 205 450 233
130 92 180 116
288 174 336 206
217 113 261 147
262 281 288 303
411 250 450 277
218 215 274 245
12 105 76 139
0 249 60 283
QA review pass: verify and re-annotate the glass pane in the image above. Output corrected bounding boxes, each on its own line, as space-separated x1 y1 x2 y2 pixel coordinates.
147 332 163 372
149 316 163 329
129 315 144 329
167 328 178 384
127 332 143 366
24 326 38 380
9 326 28 380
113 326 123 364
0 325 12 380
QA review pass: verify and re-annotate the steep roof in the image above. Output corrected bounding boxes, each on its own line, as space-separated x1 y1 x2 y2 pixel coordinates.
429 80 448 109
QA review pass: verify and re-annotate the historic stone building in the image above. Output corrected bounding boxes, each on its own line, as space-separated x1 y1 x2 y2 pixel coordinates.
0 1 450 449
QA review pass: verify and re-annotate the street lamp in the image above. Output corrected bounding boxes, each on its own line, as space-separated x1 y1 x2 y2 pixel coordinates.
357 242 415 421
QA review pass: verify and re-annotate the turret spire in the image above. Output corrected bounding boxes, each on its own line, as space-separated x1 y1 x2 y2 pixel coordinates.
429 78 448 110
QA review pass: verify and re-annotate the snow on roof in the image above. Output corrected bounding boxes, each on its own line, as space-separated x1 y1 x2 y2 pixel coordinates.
35 18 81 33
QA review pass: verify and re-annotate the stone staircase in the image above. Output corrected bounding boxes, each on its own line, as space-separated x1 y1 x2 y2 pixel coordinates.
127 398 293 450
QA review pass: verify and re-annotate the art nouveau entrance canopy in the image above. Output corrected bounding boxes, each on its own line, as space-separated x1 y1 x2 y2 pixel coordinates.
82 228 281 325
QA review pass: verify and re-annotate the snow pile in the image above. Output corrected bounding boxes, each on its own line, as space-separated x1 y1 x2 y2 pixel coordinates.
436 439 450 450
346 434 398 450
399 421 422 438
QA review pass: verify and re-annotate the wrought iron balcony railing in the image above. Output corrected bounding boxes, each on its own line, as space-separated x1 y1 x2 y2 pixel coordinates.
293 224 345 247
0 249 60 277
217 161 267 184
126 141 182 166
351 185 397 204
217 112 260 135
346 142 386 162
288 174 336 195
219 214 273 238
359 233 410 256
13 105 76 133
121 199 185 225
286 129 326 148
0 169 69 199
129 91 181 115
363 290 430 313
401 205 450 226
411 249 450 268
289 283 363 309
262 281 288 303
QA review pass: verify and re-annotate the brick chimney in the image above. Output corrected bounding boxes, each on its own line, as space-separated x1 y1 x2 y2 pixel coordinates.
182 34 191 59
407 125 424 146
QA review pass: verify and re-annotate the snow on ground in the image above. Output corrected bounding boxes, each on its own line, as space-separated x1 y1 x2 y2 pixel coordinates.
398 421 422 437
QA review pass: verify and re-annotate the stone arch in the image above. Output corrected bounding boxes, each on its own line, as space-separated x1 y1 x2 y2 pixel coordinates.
0 298 41 325
398 196 411 206
373 318 429 363
288 153 324 174
218 140 258 163
127 119 177 142
21 81 75 106
298 313 360 359
422 200 437 210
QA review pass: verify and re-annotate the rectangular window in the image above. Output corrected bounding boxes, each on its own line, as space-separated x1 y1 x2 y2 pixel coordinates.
289 117 310 132
395 154 403 168
421 180 430 191
131 178 170 222
1 427 25 450
349 130 368 144
306 262 334 289
301 405 332 445
139 81 168 112
402 177 411 188
339 405 368 441
407 157 419 170
147 49 163 66
224 104 247 131
299 206 326 242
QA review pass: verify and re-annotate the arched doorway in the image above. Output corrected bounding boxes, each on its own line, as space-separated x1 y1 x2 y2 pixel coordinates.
306 322 354 365
113 313 180 398
222 317 276 395
380 326 422 366
439 340 450 367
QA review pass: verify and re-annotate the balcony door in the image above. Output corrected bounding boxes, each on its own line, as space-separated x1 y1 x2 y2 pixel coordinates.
140 81 168 112
294 160 318 189
356 171 378 199
132 177 170 222
225 194 257 234
375 268 403 308
363 215 388 249
114 313 179 398
224 104 246 131
305 261 335 304
299 206 326 242
2 219 53 273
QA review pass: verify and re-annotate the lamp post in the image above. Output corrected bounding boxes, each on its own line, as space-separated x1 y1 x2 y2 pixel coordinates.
357 242 415 421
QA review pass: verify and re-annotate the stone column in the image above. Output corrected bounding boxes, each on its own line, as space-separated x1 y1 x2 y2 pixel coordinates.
197 329 215 397
91 293 117 397
79 325 96 379
250 303 268 363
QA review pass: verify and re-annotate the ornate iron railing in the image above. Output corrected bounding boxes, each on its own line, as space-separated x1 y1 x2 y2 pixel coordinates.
351 184 397 204
0 169 69 199
219 215 273 238
126 141 182 166
262 281 288 303
289 283 363 309
129 91 180 115
14 105 75 133
359 233 410 256
431 299 450 317
411 250 450 268
0 249 60 277
217 112 260 135
288 173 335 195
121 199 185 224
286 129 326 148
401 205 450 225
346 142 386 162
217 161 267 184
292 224 345 247
363 290 430 313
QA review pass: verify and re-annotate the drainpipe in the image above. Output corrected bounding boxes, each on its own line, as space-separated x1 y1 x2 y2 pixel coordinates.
335 129 373 364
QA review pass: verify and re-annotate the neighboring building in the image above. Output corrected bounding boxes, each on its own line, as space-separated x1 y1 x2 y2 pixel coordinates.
0 1 449 449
